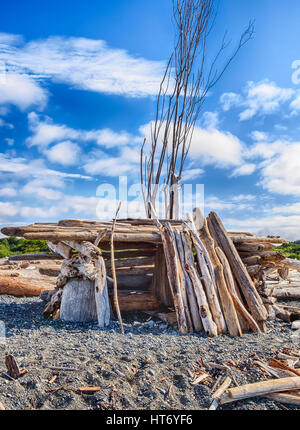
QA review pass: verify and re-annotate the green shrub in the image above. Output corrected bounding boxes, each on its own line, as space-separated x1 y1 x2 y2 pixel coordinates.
275 243 300 261
0 236 49 257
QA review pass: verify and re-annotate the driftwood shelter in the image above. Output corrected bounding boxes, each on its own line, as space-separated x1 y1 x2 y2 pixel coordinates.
1 209 295 337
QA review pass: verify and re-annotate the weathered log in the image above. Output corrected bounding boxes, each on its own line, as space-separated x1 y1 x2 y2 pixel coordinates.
95 256 111 327
231 237 288 244
264 392 300 406
236 243 274 252
62 240 101 259
60 278 99 322
180 233 203 332
105 256 155 271
39 265 61 277
151 245 174 308
107 266 155 276
155 221 189 333
242 255 261 266
9 253 63 261
174 230 201 332
193 216 244 336
109 290 160 312
219 377 300 405
272 288 300 300
0 277 52 297
246 265 261 276
216 247 260 333
25 231 161 243
282 258 300 271
47 241 73 259
184 263 218 337
208 212 267 322
191 233 227 335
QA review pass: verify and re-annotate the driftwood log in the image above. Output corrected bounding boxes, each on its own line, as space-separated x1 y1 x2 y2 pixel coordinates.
0 277 52 297
208 212 268 324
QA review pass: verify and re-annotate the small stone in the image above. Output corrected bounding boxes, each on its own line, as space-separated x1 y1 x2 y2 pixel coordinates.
291 321 300 330
148 369 155 377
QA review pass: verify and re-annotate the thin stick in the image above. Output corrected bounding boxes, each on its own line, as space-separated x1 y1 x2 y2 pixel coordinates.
94 229 109 247
111 202 124 334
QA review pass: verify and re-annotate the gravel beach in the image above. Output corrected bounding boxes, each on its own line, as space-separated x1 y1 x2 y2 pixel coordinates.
0 291 299 411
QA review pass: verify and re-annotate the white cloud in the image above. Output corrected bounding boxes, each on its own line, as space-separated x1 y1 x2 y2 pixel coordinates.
45 141 81 166
232 194 256 202
27 112 134 151
231 163 256 177
224 214 300 241
259 142 300 195
182 168 204 182
0 187 17 197
0 74 47 110
221 80 294 121
0 33 165 98
0 202 19 222
189 127 243 167
0 152 92 181
140 120 244 169
201 112 219 129
250 131 270 142
204 195 254 213
272 202 300 214
220 92 242 112
84 147 140 177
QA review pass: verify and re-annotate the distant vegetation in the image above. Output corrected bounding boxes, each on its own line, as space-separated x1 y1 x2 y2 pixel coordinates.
276 242 300 261
0 237 49 258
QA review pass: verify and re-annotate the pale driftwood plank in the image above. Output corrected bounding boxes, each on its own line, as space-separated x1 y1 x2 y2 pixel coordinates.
208 212 268 323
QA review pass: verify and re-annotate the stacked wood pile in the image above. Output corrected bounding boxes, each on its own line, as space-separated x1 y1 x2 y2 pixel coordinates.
230 231 300 322
1 210 298 336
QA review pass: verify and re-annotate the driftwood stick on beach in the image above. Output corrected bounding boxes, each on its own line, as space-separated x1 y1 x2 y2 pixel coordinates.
219 377 300 404
110 202 124 335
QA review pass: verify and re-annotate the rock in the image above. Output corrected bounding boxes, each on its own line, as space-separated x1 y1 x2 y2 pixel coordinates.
148 369 155 376
291 329 300 343
291 321 300 330
0 401 5 410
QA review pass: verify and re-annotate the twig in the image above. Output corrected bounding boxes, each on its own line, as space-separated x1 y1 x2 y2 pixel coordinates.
111 202 124 335
94 229 109 247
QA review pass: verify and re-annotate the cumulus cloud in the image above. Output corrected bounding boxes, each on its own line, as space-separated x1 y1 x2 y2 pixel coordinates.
27 112 134 151
0 33 165 98
45 141 81 166
0 187 17 197
231 163 256 177
0 74 47 110
0 152 92 181
140 120 244 170
259 142 300 195
221 80 294 120
84 147 140 177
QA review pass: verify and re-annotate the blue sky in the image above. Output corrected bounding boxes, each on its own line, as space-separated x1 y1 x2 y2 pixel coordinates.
1 0 300 239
